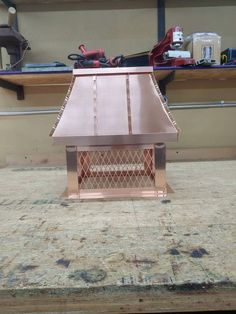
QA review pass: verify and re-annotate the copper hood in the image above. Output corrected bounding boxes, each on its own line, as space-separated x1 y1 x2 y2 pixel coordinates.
51 67 178 146
51 67 179 199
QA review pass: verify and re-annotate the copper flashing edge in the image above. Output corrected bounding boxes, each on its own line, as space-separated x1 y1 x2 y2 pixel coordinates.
51 67 179 200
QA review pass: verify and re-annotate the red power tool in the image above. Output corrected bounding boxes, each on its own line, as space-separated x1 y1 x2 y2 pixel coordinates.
150 26 195 66
68 44 124 68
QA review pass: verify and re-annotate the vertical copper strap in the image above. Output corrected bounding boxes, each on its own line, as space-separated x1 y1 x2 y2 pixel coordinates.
126 74 132 134
66 146 79 197
154 143 166 170
93 75 98 135
154 143 167 197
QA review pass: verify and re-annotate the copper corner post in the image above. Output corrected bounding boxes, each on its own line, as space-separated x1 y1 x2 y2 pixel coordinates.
154 143 167 198
66 146 79 198
51 67 179 200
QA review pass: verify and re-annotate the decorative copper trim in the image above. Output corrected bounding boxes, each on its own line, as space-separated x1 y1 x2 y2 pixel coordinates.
126 74 132 134
49 75 75 137
73 67 153 76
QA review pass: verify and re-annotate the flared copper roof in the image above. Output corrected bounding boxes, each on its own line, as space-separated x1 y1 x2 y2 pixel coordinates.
51 67 178 146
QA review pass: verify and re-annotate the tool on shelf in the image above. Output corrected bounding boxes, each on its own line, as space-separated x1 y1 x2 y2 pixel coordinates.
221 48 236 65
0 7 30 71
68 44 124 68
122 26 195 67
195 58 216 66
21 61 72 72
149 26 195 66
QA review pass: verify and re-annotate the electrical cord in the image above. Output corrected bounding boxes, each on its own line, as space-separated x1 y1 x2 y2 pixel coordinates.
9 41 29 70
68 52 124 68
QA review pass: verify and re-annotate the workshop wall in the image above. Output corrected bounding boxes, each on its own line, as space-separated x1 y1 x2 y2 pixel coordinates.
165 0 236 154
0 0 235 166
17 0 157 64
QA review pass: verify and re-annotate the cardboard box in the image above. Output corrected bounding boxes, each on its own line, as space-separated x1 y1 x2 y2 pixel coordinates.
184 33 221 65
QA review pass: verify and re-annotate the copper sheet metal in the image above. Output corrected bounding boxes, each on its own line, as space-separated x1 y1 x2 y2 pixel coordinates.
96 75 129 135
51 67 178 199
77 147 154 190
66 146 79 197
154 143 167 197
65 145 167 200
129 74 177 134
51 67 179 146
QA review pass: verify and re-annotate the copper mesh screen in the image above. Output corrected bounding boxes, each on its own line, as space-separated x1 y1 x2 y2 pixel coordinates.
77 148 155 190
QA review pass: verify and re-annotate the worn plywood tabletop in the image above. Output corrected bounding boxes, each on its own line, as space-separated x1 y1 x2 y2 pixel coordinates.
0 161 235 313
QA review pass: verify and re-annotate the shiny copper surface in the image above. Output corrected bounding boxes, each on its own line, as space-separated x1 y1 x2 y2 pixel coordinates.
66 145 165 200
77 147 154 191
154 144 167 197
66 146 79 198
64 145 168 200
77 188 162 199
51 67 179 146
73 67 152 75
51 67 178 199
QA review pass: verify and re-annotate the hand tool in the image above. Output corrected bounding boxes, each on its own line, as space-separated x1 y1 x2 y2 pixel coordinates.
68 44 124 68
0 7 30 70
150 26 195 66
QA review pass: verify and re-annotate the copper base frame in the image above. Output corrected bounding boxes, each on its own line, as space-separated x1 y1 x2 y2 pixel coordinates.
65 144 167 200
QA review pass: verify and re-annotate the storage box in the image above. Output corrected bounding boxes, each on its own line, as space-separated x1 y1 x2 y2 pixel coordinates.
221 48 236 64
184 32 221 65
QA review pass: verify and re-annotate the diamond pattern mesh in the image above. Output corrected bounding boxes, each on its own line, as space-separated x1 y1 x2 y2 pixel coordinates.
77 148 155 190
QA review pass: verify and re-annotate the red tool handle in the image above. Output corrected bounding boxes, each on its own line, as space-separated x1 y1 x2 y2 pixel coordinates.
79 44 87 54
79 44 105 59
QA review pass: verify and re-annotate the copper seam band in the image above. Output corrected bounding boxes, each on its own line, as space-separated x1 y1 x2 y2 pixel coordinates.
93 75 98 136
126 74 132 134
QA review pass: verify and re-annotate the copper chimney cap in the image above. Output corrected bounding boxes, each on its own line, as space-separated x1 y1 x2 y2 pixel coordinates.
51 67 179 146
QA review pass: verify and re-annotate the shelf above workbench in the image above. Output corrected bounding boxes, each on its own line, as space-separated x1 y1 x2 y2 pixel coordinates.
0 70 72 86
0 65 236 100
2 0 131 4
0 70 72 99
154 65 236 94
154 64 236 81
2 0 235 5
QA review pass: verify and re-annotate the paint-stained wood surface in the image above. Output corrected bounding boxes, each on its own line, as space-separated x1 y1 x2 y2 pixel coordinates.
0 72 72 86
0 161 235 313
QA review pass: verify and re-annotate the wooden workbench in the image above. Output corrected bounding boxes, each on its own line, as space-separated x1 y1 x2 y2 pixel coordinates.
0 161 235 313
